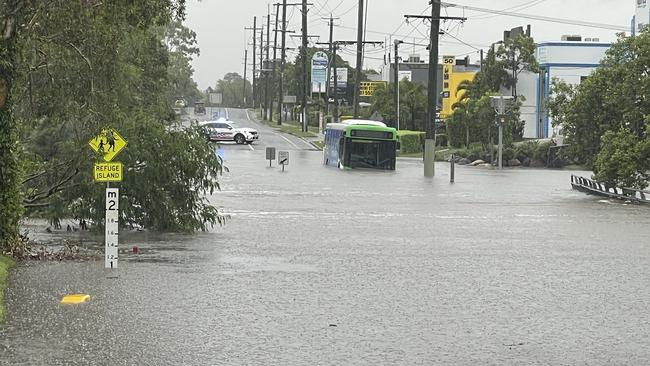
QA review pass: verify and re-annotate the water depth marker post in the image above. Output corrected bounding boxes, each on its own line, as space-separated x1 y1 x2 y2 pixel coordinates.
88 128 127 270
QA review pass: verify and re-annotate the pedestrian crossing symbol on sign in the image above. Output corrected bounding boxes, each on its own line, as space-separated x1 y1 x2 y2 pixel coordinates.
89 128 127 162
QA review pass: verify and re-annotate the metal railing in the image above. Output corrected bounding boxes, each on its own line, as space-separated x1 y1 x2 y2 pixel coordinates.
571 175 650 204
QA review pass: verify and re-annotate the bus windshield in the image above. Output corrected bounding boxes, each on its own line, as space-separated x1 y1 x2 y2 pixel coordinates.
346 139 396 170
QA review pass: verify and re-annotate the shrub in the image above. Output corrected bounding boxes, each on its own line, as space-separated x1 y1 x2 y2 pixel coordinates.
534 141 554 164
398 130 425 153
514 141 538 162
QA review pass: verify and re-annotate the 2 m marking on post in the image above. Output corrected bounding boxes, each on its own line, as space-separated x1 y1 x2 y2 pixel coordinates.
105 188 119 269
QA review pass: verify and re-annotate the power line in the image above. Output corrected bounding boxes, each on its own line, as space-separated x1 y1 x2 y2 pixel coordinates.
441 2 628 31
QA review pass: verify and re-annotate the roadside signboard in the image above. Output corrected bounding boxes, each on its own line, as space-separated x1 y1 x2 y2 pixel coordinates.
311 52 329 93
209 92 223 105
283 95 297 104
278 151 289 166
329 67 348 91
94 162 123 182
359 81 386 97
266 147 276 167
88 128 127 162
105 188 119 269
398 70 412 82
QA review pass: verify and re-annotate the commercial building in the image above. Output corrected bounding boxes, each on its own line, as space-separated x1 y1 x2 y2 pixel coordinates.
525 37 610 138
381 54 479 115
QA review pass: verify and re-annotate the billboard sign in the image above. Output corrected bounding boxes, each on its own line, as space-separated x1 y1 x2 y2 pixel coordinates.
311 52 329 93
398 70 412 82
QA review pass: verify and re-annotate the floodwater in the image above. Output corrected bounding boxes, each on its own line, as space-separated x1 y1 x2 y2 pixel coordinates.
1 144 649 365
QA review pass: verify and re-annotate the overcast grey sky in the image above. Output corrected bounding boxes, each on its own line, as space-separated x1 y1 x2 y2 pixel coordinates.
185 0 634 89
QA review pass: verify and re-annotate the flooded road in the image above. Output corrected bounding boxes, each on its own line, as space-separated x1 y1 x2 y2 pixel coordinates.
2 125 650 365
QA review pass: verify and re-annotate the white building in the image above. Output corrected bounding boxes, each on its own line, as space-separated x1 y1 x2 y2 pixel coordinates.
632 0 649 35
532 39 610 138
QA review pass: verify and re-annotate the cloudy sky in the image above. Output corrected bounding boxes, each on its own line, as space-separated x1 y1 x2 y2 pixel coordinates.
185 0 635 89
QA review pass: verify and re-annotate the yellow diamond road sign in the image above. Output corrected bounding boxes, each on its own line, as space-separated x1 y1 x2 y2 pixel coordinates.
94 162 123 182
89 128 126 162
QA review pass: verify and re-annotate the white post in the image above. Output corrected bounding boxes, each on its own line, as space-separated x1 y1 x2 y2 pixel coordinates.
105 188 119 269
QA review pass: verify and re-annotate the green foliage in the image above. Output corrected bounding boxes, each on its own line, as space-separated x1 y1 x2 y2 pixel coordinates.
533 141 554 165
496 34 540 97
513 141 538 162
163 21 202 106
0 255 16 321
594 128 649 190
216 73 252 108
1 0 226 239
397 130 425 153
370 79 427 130
552 30 650 166
0 3 25 252
451 142 489 162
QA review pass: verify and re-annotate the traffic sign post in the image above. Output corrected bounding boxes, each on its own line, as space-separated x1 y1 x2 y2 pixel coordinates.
93 162 123 182
278 150 289 172
266 147 276 167
489 96 515 169
105 188 119 269
88 128 127 162
89 128 127 272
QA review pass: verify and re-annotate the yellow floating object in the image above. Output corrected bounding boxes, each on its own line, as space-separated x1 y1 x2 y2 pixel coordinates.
60 294 90 304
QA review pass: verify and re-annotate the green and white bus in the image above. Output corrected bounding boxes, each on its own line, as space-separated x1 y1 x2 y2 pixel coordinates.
323 120 398 170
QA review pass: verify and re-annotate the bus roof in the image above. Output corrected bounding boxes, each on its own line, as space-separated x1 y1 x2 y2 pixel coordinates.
326 120 388 130
342 119 387 127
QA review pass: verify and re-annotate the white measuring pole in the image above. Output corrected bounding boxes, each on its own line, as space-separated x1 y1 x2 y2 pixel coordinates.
105 188 119 269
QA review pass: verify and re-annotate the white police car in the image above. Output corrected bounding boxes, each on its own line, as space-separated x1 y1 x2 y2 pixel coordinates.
199 118 259 144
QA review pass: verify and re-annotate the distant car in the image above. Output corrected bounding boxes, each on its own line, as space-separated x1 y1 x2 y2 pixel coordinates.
199 119 259 144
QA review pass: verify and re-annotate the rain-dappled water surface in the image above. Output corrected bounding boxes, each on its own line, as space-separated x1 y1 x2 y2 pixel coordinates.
2 149 649 365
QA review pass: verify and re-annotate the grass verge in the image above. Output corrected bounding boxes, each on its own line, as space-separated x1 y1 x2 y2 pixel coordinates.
312 140 324 150
0 256 16 322
254 112 319 139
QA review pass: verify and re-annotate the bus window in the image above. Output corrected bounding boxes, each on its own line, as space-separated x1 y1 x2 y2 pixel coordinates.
345 139 395 170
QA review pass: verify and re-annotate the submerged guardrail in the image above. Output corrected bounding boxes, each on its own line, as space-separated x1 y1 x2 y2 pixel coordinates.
571 175 650 204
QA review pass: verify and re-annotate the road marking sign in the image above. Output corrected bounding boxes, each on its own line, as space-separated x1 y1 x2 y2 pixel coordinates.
89 128 127 162
278 150 289 165
105 188 119 269
94 162 123 182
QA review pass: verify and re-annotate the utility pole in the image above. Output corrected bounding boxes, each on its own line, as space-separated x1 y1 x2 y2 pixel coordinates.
301 0 309 132
323 15 338 119
276 2 306 125
405 5 466 178
394 40 403 130
320 40 382 122
352 0 364 119
245 17 261 109
424 1 440 178
243 49 248 107
271 3 280 123
279 0 287 125
260 25 264 113
265 8 271 120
